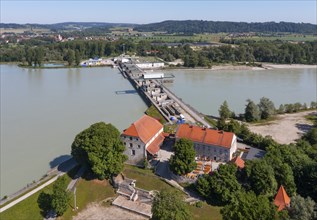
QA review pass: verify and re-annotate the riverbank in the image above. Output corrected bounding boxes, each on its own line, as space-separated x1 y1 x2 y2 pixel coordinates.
165 63 317 71
262 63 317 69
248 110 316 144
0 158 76 207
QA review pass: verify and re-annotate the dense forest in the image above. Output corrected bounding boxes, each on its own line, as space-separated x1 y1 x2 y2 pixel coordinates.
2 20 317 34
1 39 317 65
134 20 317 34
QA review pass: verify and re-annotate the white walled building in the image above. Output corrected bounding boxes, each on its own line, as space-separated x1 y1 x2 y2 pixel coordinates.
121 115 165 166
175 124 237 162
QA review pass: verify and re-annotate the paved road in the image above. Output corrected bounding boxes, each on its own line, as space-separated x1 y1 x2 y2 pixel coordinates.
160 84 211 128
67 165 86 191
0 159 78 213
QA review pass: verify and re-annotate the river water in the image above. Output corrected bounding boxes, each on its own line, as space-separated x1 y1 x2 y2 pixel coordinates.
165 68 316 116
0 65 316 197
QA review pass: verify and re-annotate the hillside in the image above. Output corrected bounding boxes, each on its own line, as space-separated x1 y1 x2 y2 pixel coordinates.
134 20 317 34
0 22 136 31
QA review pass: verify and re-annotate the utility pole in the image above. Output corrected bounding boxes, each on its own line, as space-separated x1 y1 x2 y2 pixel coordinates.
73 187 77 211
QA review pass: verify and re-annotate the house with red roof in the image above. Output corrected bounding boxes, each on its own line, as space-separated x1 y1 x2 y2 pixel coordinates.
121 115 165 165
175 124 237 162
274 185 291 211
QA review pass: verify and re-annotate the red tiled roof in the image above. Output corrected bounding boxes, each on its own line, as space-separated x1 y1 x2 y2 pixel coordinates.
175 124 235 149
147 133 165 155
274 185 291 211
122 115 163 144
231 156 245 169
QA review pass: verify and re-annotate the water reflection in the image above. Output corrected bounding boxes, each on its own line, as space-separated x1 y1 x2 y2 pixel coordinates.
67 68 81 87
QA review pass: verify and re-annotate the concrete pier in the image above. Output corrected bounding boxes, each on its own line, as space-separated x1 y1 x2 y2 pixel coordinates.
118 61 211 128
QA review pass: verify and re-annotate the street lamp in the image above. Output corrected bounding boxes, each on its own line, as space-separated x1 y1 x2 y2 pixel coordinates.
73 187 78 211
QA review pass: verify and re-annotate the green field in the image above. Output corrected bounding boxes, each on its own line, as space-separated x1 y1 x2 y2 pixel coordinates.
61 177 116 220
189 202 222 220
123 164 175 191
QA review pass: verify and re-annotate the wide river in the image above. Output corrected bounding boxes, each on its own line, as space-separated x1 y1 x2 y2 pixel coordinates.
0 65 316 197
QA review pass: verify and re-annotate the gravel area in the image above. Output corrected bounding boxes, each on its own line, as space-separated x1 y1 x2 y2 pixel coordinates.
248 110 316 144
72 203 148 220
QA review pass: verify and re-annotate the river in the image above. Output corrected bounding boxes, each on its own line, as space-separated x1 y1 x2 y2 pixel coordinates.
165 68 316 116
0 65 316 197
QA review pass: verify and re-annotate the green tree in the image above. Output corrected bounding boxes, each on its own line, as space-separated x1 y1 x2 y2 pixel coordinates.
219 100 231 119
34 47 44 67
196 164 241 205
296 162 317 201
217 117 227 130
25 46 34 66
152 189 191 220
258 97 276 120
221 191 278 220
67 49 75 66
75 49 81 66
304 128 317 146
264 151 296 196
245 99 261 122
169 138 196 175
289 195 317 220
51 176 70 216
245 160 277 197
37 192 52 217
71 122 127 179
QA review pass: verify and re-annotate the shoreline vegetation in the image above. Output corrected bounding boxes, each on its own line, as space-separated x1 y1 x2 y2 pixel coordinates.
1 61 315 71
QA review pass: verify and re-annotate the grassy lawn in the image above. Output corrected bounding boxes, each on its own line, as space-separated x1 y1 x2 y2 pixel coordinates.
0 168 77 220
123 165 174 191
189 202 222 220
61 175 116 220
0 189 47 220
145 105 167 124
204 116 217 127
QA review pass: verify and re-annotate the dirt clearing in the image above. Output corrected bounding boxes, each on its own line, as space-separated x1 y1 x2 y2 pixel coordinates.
72 203 148 220
248 110 316 144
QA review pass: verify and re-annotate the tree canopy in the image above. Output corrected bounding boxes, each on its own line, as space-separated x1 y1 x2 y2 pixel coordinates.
152 189 191 220
219 100 232 119
258 97 276 120
51 176 70 216
169 138 196 175
196 164 241 205
245 99 261 122
288 195 317 220
37 175 70 217
71 122 127 179
244 159 277 197
221 191 278 220
134 20 317 34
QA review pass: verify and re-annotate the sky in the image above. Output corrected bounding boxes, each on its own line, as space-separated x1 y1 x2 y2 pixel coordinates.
1 0 316 24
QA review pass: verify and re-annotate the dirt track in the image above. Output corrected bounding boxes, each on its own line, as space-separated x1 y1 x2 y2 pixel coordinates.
72 203 148 220
248 110 316 144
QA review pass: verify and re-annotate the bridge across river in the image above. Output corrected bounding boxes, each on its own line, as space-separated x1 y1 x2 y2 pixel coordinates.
118 62 212 128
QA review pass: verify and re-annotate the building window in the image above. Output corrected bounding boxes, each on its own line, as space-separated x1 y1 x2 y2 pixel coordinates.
138 145 141 149
129 143 133 148
130 137 133 141
131 150 135 156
